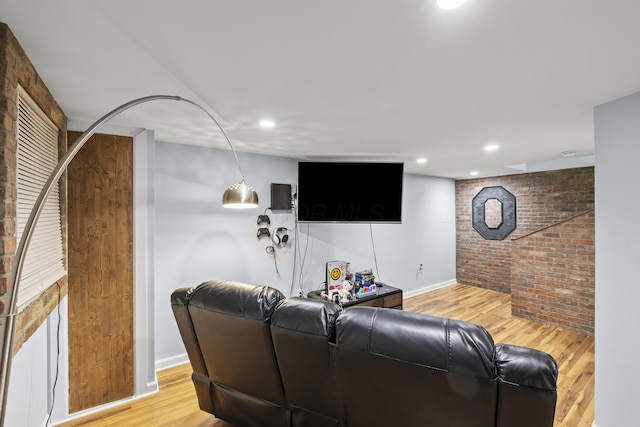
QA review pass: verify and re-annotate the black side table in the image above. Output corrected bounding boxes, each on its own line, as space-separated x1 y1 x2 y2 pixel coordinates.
307 283 403 310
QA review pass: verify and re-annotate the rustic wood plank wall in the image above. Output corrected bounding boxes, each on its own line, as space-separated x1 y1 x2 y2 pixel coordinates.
67 131 134 413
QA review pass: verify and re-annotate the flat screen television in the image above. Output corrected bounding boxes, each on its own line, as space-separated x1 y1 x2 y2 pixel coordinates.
297 161 404 223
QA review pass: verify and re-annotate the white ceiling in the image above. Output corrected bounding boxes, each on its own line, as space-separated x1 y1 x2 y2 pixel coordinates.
2 0 639 178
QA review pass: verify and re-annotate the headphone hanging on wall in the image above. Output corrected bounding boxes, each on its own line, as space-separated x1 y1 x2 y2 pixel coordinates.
272 227 289 246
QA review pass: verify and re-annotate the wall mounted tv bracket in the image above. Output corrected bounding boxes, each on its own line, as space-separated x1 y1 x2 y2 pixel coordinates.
257 215 270 226
257 227 271 239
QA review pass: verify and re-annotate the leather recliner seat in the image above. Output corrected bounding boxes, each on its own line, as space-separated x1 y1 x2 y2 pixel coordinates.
172 280 558 427
270 297 343 427
172 280 289 427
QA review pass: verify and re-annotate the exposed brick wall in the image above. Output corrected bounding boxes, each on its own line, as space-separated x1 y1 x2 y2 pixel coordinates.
455 167 594 294
511 210 594 335
0 22 68 355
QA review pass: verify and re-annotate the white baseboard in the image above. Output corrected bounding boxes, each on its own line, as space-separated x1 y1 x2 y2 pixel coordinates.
51 388 160 426
403 279 457 300
155 353 189 372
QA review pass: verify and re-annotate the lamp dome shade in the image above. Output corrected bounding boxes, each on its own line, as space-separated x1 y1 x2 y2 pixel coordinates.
222 180 259 208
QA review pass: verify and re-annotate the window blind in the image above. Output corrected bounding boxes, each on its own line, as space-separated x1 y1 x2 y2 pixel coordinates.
15 87 66 307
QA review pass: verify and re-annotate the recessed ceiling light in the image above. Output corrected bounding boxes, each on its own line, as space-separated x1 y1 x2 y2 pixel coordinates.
470 171 479 176
484 144 499 152
417 157 428 164
259 119 275 128
437 0 470 10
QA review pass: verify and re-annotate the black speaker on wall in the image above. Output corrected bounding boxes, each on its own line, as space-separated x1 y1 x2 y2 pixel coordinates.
271 183 292 211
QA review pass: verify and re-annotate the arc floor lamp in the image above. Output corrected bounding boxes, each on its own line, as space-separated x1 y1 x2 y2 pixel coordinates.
0 95 259 425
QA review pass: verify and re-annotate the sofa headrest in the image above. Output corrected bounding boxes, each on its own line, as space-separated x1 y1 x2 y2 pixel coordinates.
189 280 285 323
336 307 496 379
271 297 342 338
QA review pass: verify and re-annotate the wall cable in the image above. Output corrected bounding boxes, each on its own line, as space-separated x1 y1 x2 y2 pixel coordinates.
369 224 382 283
45 282 61 426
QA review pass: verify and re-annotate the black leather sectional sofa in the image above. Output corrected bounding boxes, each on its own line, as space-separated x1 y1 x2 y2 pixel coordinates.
171 280 558 427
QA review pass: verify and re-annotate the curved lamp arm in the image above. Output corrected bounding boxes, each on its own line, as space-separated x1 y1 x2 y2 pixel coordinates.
0 95 257 425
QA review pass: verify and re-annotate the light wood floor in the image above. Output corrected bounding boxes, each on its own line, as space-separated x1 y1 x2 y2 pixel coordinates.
403 284 594 427
58 283 594 427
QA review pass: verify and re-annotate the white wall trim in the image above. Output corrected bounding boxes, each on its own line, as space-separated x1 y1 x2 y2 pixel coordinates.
50 388 160 427
155 354 190 372
133 130 158 396
403 279 457 299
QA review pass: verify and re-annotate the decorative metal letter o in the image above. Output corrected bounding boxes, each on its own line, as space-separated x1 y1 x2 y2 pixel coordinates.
472 186 516 240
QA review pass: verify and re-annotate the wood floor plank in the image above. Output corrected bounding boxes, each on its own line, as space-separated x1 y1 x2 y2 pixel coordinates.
406 284 594 427
58 283 593 427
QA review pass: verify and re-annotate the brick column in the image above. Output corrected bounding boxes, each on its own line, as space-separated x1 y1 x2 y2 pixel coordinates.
0 22 68 355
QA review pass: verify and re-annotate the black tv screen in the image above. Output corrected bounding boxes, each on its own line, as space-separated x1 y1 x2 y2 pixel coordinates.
297 162 403 223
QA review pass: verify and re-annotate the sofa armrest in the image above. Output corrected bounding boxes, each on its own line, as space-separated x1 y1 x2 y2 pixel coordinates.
171 287 214 413
495 343 558 427
171 287 208 375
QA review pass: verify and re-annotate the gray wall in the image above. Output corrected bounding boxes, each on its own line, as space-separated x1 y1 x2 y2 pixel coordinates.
289 173 456 297
594 91 640 426
153 141 457 365
5 137 458 425
10 87 640 424
5 315 52 426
